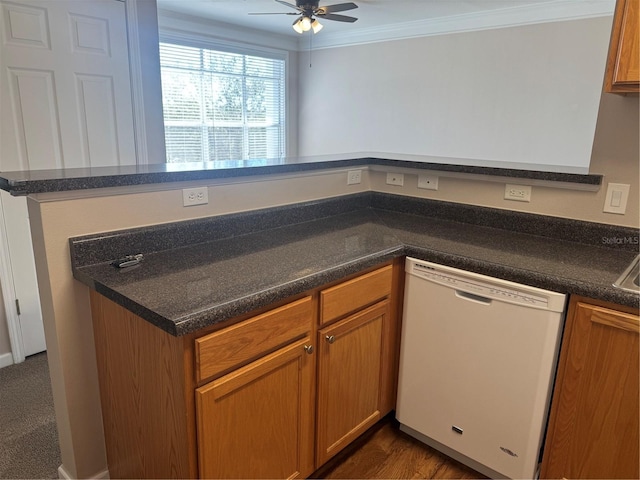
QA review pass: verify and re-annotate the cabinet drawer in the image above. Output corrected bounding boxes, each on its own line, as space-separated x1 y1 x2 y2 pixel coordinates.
320 265 392 325
195 296 313 382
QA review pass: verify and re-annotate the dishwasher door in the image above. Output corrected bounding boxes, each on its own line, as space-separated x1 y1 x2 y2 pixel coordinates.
396 258 566 480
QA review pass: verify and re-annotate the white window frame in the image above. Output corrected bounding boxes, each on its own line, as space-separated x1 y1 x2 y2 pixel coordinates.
159 30 289 163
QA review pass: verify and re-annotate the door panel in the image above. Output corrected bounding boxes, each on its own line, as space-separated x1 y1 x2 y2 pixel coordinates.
0 192 44 356
196 338 315 479
6 68 64 170
316 301 387 465
1 0 135 171
0 0 137 358
76 74 121 166
541 300 639 479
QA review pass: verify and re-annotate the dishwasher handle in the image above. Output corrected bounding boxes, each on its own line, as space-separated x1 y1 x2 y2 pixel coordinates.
455 290 492 305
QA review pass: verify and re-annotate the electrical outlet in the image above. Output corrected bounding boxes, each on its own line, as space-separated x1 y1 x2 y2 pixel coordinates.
386 173 404 186
182 187 209 206
347 170 362 185
504 184 531 202
418 175 439 191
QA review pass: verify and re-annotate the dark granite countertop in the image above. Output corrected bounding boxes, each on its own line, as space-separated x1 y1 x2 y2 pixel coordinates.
1 157 601 196
71 193 639 336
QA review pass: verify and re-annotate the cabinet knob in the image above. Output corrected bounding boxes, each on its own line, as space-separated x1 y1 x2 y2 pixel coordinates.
303 344 314 354
325 335 335 344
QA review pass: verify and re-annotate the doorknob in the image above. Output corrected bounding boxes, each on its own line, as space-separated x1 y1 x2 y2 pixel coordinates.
303 344 314 354
325 335 335 344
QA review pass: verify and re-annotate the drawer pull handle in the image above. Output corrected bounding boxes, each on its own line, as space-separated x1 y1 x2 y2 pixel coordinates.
303 345 314 354
325 335 335 344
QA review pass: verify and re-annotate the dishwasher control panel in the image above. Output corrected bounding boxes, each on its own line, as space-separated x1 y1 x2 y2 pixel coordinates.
410 261 560 310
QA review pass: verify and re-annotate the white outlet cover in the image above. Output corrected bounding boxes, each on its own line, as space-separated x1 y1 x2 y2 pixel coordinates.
347 170 362 185
182 187 209 206
386 173 404 186
603 183 630 214
418 175 439 190
504 184 531 202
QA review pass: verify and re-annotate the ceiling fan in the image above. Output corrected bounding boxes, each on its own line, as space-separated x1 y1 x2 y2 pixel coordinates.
250 0 358 34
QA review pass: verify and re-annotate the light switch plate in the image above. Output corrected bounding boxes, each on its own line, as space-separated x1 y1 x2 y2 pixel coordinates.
603 183 630 214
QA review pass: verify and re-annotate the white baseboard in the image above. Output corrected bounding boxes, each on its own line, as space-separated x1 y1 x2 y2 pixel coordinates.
0 352 14 369
58 464 110 479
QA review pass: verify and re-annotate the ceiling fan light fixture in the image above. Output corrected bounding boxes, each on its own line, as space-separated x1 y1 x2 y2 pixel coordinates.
292 18 304 33
311 18 323 33
256 1 359 34
300 15 312 31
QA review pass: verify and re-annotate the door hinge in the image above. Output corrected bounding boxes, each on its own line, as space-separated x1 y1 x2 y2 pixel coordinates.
15 298 20 315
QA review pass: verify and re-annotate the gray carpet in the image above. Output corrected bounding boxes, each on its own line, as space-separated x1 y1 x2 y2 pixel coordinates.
0 353 61 479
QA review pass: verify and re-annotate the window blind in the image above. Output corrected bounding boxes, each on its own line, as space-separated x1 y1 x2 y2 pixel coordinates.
159 42 286 163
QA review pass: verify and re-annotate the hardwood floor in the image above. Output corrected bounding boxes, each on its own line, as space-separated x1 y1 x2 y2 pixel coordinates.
312 417 487 479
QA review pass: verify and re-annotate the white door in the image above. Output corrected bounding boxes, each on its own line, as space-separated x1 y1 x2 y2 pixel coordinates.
0 191 45 356
0 0 137 360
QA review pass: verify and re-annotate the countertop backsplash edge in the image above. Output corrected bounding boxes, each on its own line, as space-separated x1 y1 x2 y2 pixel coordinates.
70 191 639 269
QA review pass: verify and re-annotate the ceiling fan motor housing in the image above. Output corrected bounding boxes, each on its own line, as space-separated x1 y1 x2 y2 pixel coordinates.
297 1 321 9
251 0 358 29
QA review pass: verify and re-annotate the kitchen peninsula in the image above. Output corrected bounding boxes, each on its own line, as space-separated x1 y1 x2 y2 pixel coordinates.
1 157 638 479
65 180 638 478
70 191 638 335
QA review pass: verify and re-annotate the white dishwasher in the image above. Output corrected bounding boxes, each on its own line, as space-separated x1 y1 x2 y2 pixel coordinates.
396 258 566 479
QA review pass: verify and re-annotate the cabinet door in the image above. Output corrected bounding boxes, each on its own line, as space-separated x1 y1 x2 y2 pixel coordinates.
541 300 639 479
605 0 640 92
196 337 315 479
316 300 387 465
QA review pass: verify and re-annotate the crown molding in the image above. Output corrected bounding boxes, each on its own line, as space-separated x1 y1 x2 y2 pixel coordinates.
157 9 298 52
303 0 615 50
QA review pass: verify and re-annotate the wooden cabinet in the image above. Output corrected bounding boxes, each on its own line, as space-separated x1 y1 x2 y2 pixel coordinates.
195 296 313 383
605 0 639 93
316 300 388 465
314 263 400 465
90 260 402 479
320 265 393 325
194 297 315 478
196 337 315 479
541 297 639 479
90 290 197 479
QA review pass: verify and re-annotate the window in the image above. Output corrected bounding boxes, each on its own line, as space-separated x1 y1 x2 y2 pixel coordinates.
159 42 286 163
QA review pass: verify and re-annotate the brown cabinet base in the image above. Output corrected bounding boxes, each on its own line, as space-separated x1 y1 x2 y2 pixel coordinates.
90 259 403 479
541 296 639 479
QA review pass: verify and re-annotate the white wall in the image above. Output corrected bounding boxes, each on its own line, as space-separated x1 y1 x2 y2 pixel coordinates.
370 92 639 228
298 16 613 174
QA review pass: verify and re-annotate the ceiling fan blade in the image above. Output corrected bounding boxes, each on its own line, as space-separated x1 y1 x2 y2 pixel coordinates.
274 0 301 11
318 12 358 22
317 2 358 14
248 12 298 15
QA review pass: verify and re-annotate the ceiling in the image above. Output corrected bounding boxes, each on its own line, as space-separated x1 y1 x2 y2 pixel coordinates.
155 0 615 47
